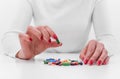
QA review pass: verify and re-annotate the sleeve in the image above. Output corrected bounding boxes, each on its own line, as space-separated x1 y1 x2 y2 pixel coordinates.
92 0 119 56
1 0 33 58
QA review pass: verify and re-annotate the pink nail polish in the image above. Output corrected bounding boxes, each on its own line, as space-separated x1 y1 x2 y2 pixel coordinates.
29 37 32 41
89 60 93 65
97 60 102 66
84 59 88 64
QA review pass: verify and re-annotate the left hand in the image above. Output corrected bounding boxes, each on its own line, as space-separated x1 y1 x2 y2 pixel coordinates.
80 40 109 66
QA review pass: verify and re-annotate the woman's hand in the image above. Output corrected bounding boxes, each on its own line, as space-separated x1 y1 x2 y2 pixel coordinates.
16 26 62 60
80 40 109 66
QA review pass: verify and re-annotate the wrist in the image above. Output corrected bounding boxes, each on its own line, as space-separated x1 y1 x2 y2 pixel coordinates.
16 50 35 60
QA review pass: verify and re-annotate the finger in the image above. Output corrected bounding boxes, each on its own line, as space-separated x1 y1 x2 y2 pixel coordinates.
36 26 50 42
26 26 42 40
88 42 104 65
44 26 56 39
96 48 108 66
19 33 31 43
27 26 42 46
48 41 62 48
103 56 110 65
79 46 88 61
19 33 34 59
84 40 97 64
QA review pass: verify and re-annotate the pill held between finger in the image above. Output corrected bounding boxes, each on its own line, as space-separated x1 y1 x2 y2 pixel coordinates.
56 39 60 44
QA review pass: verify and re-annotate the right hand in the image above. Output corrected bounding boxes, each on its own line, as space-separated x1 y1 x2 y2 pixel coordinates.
16 26 62 60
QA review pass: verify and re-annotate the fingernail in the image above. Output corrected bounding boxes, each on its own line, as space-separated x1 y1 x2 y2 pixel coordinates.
48 39 51 43
84 59 88 64
103 61 107 65
53 34 58 39
41 36 43 40
29 37 32 41
97 60 102 66
89 60 93 65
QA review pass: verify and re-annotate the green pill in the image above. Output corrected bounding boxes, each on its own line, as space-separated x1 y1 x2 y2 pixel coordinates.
56 39 60 44
62 62 70 66
44 60 48 64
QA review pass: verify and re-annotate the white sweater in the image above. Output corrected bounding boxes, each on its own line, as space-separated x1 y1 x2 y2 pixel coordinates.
1 0 115 57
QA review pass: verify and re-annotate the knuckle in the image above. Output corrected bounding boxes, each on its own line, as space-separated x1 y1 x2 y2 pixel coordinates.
80 53 84 57
27 26 33 30
36 26 40 30
42 27 46 32
88 48 94 53
44 25 48 28
37 26 43 30
88 40 97 48
103 48 106 52
19 33 26 39
19 34 22 38
103 49 108 55
79 54 84 59
89 40 96 44
41 26 45 29
27 26 33 33
99 57 104 61
86 53 91 58
79 54 82 58
34 28 41 35
96 44 104 53
81 47 86 52
98 42 104 47
87 44 96 53
100 55 106 60
96 48 101 53
91 56 97 60
102 56 106 60
22 38 28 42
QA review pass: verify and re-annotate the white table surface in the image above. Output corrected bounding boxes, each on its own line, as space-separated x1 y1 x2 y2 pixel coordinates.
0 52 120 79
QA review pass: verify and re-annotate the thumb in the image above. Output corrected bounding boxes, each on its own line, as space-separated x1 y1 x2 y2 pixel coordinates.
49 41 62 48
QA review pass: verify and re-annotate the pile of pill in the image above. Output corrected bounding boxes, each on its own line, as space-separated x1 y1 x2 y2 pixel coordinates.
43 58 83 66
